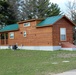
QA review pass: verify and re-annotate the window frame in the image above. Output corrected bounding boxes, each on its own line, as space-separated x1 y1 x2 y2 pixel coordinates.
9 32 14 39
23 31 26 37
23 22 30 27
60 28 66 41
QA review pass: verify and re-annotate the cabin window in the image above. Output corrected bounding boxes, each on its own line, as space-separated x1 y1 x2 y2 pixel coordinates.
10 32 14 39
23 31 26 37
24 22 30 27
60 28 66 41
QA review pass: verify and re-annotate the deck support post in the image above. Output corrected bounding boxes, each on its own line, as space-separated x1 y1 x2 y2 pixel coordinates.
4 33 6 45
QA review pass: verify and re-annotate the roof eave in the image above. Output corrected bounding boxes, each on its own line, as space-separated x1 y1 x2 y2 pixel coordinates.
0 29 19 33
18 19 44 24
63 15 76 26
36 24 53 27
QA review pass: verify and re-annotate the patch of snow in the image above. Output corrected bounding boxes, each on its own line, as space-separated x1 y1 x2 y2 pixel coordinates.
52 62 58 64
62 60 70 63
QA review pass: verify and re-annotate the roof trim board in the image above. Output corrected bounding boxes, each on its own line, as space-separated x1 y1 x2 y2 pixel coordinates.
63 15 76 26
18 19 44 24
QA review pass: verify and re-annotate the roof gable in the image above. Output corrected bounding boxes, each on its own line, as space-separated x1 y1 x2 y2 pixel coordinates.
0 24 19 32
36 15 76 27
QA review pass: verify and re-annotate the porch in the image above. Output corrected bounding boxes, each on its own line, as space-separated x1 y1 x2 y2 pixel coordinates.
0 33 8 45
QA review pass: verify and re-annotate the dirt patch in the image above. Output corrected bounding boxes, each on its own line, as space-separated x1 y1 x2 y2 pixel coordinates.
57 53 76 58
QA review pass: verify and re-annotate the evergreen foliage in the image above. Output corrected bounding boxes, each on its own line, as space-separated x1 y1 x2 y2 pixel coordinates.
20 0 61 20
0 0 17 28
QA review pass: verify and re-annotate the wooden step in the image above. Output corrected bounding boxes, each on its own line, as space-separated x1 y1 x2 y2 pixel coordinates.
61 42 76 48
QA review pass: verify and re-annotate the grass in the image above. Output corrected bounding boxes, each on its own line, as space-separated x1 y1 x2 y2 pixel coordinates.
0 50 76 75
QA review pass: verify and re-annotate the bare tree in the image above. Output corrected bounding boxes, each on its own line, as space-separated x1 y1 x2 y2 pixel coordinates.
66 0 76 23
66 0 76 44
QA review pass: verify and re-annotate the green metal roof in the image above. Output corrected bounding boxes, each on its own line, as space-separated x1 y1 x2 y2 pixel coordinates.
0 24 19 32
37 15 63 27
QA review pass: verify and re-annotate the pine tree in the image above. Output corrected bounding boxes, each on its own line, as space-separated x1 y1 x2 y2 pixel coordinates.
0 0 17 28
7 0 20 21
47 3 61 17
21 0 61 20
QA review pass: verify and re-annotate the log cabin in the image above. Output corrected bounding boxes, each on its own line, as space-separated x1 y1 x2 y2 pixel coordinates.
0 15 75 51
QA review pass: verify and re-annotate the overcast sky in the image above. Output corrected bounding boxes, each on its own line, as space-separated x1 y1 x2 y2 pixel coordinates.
50 0 75 14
